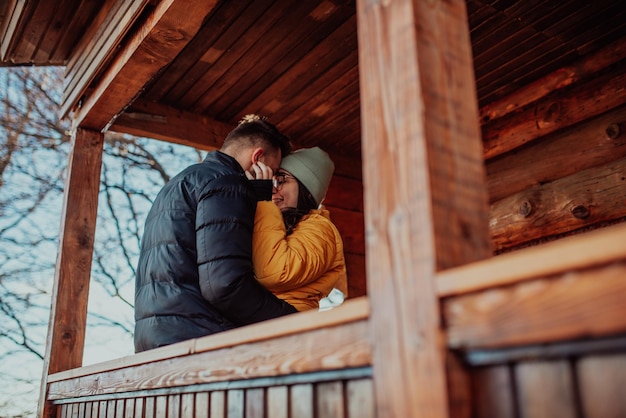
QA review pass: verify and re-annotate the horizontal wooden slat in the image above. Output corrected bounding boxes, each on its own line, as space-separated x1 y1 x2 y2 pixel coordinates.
490 156 626 251
437 222 626 297
48 297 368 383
48 319 370 399
482 62 626 160
444 262 626 349
110 99 232 151
73 0 219 131
486 104 626 203
479 36 626 122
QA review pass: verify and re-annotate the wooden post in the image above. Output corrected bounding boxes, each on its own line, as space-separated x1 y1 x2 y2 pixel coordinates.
38 128 104 418
356 0 492 416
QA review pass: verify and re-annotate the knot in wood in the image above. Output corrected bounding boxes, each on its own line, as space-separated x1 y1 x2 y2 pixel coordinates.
572 205 590 219
519 200 533 217
605 123 621 140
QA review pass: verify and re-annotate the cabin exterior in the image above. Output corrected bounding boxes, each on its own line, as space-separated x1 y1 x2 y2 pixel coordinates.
1 0 626 417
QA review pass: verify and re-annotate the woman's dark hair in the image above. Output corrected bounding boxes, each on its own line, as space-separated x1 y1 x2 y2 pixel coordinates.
282 179 318 235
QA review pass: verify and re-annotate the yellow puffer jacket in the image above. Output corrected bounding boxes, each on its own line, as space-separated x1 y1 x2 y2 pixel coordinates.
253 201 347 311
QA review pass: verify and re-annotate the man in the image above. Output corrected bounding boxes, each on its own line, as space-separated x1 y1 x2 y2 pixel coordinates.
134 115 297 352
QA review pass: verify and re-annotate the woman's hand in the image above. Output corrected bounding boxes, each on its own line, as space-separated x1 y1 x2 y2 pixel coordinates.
245 160 274 180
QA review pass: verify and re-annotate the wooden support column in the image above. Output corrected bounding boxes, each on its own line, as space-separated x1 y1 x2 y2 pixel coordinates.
356 0 492 417
38 128 104 418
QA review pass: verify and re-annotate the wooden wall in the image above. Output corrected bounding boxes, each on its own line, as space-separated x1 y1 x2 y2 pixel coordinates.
323 152 365 298
483 39 626 253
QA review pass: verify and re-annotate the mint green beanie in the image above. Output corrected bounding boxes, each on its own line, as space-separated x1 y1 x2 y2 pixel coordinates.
280 147 335 206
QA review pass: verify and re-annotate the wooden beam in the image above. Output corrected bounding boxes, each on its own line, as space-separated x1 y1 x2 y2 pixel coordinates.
357 0 491 416
490 156 626 251
444 262 626 349
72 0 219 132
482 63 626 160
110 99 232 151
438 222 626 297
479 36 626 123
60 0 147 118
47 299 370 398
0 0 28 61
486 104 626 203
37 128 104 418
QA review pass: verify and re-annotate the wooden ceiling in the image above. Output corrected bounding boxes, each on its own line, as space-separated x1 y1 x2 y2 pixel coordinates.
2 0 626 159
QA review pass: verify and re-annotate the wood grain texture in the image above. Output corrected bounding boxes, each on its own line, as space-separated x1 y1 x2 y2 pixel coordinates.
266 386 288 418
486 104 626 203
47 319 370 399
482 62 626 159
74 0 219 131
49 297 368 382
290 384 313 418
515 360 577 418
445 262 626 349
39 128 104 418
438 222 626 297
471 366 516 418
346 379 374 418
490 156 626 251
357 0 491 416
479 36 626 122
317 381 345 418
578 354 626 418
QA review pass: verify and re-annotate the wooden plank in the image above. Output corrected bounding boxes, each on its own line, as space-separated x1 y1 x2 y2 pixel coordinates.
194 393 208 418
155 396 167 418
145 397 155 418
471 366 515 418
61 0 145 117
290 384 313 418
357 0 491 417
0 0 33 61
73 0 219 131
317 381 345 418
124 398 134 418
490 156 626 251
48 319 370 399
445 262 626 349
324 175 363 213
346 379 374 418
578 354 626 418
114 400 124 418
515 361 577 418
479 36 626 122
38 128 104 418
446 352 471 418
244 388 264 418
210 391 225 418
111 100 232 151
227 390 244 418
325 207 364 256
482 63 626 160
168 394 180 418
48 298 368 383
143 1 253 102
437 222 626 297
487 104 626 203
266 386 288 418
465 335 626 366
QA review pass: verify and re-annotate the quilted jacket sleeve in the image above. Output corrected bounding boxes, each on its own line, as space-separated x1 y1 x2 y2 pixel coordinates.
196 175 296 324
252 201 341 293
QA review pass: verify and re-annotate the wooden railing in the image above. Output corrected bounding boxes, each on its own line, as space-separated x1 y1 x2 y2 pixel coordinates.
43 224 626 417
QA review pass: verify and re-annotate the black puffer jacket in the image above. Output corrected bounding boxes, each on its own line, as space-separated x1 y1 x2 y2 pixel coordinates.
134 151 296 352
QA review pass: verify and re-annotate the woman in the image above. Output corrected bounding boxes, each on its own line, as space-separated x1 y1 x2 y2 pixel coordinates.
250 147 347 311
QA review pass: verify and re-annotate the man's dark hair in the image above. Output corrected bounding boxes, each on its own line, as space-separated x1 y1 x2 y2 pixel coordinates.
222 114 291 157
